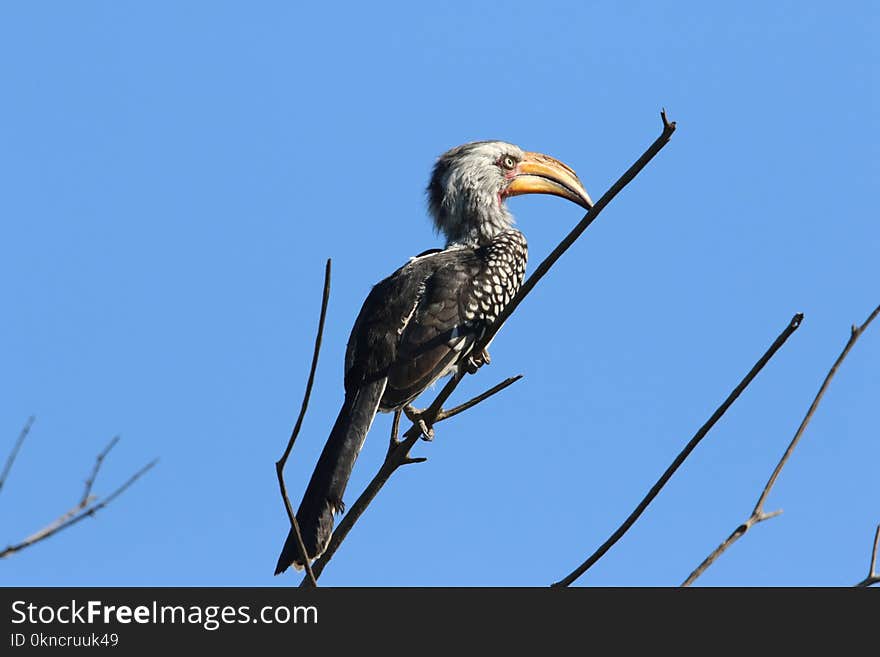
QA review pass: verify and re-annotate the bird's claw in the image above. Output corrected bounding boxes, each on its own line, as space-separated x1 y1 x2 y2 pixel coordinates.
404 405 434 441
403 404 422 424
417 419 434 442
464 347 491 374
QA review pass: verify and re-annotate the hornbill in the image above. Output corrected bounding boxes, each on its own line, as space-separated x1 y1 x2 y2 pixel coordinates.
275 141 592 574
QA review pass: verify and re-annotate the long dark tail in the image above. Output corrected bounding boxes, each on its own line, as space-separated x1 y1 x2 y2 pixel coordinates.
274 379 386 575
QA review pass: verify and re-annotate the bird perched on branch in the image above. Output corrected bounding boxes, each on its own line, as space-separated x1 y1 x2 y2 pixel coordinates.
275 141 592 574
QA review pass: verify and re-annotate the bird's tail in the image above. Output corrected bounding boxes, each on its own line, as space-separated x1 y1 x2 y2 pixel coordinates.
274 379 386 575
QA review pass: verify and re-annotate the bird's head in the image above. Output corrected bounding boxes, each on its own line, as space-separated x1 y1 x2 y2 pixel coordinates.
427 140 593 246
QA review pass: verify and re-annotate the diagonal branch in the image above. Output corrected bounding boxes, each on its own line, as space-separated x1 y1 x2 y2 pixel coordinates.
275 258 331 587
1 442 156 559
552 312 804 587
474 109 676 355
855 525 880 588
0 416 36 497
302 111 678 585
682 302 880 586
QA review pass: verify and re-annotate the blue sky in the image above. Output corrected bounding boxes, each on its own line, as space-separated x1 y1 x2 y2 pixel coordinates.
1 2 877 587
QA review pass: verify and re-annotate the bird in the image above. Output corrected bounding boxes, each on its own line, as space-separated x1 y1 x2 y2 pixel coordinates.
275 140 592 574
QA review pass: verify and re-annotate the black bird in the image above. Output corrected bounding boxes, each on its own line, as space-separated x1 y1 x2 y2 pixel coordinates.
275 141 592 574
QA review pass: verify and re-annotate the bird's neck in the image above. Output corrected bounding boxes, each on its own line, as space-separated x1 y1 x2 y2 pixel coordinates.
443 206 516 248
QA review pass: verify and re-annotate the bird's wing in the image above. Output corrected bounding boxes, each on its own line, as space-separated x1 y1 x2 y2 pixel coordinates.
382 248 487 409
343 247 486 409
343 249 446 390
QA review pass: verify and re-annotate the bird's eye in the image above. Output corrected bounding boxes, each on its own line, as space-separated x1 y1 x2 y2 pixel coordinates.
500 155 517 170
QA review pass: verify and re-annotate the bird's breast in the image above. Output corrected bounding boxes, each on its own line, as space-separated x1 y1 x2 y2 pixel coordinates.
463 230 528 325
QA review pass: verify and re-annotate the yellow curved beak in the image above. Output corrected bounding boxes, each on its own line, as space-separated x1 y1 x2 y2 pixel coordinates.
504 152 593 210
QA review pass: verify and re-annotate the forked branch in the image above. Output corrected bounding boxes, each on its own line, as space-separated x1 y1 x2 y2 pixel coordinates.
306 372 523 583
1 428 156 559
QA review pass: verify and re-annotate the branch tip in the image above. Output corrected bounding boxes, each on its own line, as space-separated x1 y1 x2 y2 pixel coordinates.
1 416 37 496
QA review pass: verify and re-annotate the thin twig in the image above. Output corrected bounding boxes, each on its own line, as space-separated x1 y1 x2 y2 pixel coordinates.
275 258 331 587
855 525 880 587
682 303 879 586
0 457 157 559
434 375 524 422
81 435 119 506
552 312 804 587
303 111 677 585
0 416 36 496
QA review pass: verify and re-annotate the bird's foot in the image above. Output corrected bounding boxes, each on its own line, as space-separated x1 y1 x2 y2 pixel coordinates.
404 404 435 441
403 404 422 424
464 347 491 375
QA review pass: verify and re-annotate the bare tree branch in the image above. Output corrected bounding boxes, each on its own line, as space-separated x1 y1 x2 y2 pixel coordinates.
1 439 156 559
0 416 35 497
552 312 804 587
682 302 880 586
275 258 331 587
855 525 880 588
301 111 678 585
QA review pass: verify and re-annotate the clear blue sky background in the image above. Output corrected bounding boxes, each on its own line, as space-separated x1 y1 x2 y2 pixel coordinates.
2 2 877 587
